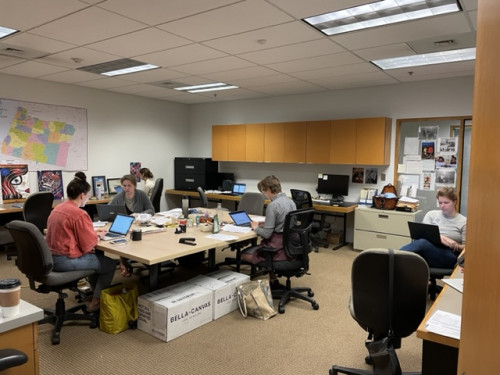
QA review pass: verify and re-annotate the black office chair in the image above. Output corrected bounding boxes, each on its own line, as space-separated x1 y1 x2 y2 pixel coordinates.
197 186 208 208
428 267 454 301
216 192 266 272
255 208 319 314
149 178 164 213
0 349 28 371
290 189 330 252
6 220 98 345
330 248 429 375
23 191 54 233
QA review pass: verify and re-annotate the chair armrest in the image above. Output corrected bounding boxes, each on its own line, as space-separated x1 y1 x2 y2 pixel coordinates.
0 348 28 371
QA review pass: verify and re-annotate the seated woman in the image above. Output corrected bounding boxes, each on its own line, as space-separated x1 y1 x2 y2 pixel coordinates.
109 174 155 216
400 186 466 268
109 174 155 276
241 175 296 288
46 172 118 313
140 167 155 199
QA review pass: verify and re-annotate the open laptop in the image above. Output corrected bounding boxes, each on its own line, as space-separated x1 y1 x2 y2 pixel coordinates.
102 214 135 240
407 222 443 247
96 204 128 221
221 183 246 196
228 210 253 227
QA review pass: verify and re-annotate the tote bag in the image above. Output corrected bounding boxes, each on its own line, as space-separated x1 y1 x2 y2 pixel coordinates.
236 279 277 320
99 282 139 334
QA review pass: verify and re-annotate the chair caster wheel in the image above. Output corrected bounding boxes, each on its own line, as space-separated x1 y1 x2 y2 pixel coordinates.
308 291 314 297
278 305 285 314
312 302 319 310
52 335 60 345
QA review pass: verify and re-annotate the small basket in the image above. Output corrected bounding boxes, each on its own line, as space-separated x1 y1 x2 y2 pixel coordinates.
372 183 398 210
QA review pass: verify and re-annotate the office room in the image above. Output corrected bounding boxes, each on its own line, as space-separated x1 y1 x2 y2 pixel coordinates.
0 1 499 374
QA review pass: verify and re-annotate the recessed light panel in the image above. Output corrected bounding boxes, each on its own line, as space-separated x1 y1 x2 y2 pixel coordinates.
78 58 159 76
0 26 18 39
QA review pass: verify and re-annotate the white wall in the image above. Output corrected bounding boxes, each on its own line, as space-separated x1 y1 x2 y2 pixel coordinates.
0 73 190 211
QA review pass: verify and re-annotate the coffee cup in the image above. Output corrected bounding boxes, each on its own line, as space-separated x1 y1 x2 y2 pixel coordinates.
0 278 21 318
130 229 142 241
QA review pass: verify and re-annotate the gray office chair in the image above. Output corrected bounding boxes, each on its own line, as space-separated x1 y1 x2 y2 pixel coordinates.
290 189 330 252
197 186 208 207
255 208 319 313
149 178 164 213
6 220 98 345
216 192 266 271
0 349 28 371
428 267 454 301
23 191 54 233
330 248 429 375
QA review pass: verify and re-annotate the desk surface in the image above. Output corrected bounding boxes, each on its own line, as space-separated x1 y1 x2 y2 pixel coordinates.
417 267 463 348
0 196 111 215
0 300 44 334
165 189 357 214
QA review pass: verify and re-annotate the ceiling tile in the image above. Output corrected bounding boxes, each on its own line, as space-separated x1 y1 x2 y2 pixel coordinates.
0 61 68 77
136 44 227 67
268 52 363 74
266 0 371 18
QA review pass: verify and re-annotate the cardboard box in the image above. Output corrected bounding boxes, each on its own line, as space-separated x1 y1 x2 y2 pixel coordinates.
137 282 213 342
327 232 343 245
207 270 250 320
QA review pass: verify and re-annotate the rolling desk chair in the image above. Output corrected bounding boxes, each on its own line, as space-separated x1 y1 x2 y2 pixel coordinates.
428 267 454 301
290 189 330 252
330 248 429 375
149 178 164 213
255 208 319 314
6 220 98 345
23 191 54 233
197 186 208 208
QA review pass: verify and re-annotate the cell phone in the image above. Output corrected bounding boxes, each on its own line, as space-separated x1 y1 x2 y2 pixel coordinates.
110 238 128 244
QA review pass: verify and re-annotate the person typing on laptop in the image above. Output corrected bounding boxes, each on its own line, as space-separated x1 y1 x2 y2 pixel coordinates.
46 172 120 313
400 187 466 268
241 175 296 289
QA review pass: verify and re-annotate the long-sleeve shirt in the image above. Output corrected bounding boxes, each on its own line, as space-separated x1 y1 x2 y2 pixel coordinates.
109 189 155 215
423 209 467 245
254 192 296 239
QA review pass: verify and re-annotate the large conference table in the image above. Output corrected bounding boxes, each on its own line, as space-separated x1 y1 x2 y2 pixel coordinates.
96 210 256 290
165 189 357 249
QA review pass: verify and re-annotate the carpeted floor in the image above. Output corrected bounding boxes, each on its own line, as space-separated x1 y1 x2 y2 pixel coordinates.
1 244 428 374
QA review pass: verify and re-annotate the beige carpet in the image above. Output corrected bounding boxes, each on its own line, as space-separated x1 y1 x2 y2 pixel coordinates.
1 244 428 375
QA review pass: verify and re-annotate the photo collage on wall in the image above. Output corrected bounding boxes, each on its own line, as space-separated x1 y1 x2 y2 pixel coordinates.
352 167 378 185
398 125 457 197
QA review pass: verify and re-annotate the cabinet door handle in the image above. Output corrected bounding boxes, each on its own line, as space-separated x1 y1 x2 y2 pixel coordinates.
185 178 194 182
376 234 387 239
378 214 389 219
185 165 195 169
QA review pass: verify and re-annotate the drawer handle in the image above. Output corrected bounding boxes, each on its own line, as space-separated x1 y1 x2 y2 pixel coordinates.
378 214 389 219
376 234 387 239
185 178 195 182
185 165 195 169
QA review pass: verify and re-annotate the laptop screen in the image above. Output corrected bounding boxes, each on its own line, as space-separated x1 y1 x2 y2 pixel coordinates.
229 210 252 226
232 183 246 194
109 214 135 235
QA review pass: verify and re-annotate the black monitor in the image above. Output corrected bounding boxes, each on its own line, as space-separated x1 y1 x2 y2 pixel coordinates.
317 174 349 201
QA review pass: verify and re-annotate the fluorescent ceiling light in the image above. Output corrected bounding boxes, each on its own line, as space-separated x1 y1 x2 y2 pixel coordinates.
78 58 159 76
372 47 476 70
0 26 18 39
174 82 238 93
304 0 461 36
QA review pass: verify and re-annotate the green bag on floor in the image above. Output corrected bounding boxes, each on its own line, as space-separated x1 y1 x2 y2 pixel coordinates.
99 282 138 334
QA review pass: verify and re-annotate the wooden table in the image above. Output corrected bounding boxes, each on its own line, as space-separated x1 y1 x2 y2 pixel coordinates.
417 267 463 375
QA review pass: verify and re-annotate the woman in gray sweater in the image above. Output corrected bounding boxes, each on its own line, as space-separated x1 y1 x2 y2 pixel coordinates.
109 174 154 216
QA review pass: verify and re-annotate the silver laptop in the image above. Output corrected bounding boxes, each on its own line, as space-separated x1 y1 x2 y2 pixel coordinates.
228 210 252 227
96 204 128 221
102 214 135 240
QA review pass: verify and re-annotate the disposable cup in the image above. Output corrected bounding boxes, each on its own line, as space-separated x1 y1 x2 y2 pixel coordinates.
0 278 21 318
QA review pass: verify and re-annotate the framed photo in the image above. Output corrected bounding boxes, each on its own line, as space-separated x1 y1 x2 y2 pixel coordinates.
91 176 106 197
107 178 122 195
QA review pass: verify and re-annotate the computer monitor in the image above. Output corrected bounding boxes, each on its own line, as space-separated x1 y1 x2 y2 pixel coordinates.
317 174 349 201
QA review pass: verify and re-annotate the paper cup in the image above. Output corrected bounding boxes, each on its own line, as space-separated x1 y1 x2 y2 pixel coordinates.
0 278 21 318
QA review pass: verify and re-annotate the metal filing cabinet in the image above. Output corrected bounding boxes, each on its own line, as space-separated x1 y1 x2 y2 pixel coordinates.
174 157 218 191
354 206 424 250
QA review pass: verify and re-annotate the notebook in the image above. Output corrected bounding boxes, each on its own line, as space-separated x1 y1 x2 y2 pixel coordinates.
102 214 135 240
96 204 128 221
407 221 442 247
222 183 246 196
228 210 253 227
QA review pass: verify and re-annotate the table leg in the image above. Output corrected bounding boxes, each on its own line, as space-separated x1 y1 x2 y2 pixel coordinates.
421 340 458 375
332 213 348 251
147 264 160 291
207 248 216 270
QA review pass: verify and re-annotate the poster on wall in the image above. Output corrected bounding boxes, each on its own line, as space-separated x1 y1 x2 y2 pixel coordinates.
352 167 364 183
418 126 439 140
37 170 64 199
130 162 141 181
0 98 88 171
0 164 29 201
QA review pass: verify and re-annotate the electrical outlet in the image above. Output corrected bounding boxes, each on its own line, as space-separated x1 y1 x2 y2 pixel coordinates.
381 173 386 181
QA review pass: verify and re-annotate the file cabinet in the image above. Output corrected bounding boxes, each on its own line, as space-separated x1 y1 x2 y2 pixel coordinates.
174 157 218 191
354 207 423 250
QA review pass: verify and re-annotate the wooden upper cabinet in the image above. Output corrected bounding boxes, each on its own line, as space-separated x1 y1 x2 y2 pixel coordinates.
306 120 331 163
245 123 265 162
355 117 392 165
330 119 357 164
212 125 228 161
283 122 306 163
264 123 285 162
227 125 246 161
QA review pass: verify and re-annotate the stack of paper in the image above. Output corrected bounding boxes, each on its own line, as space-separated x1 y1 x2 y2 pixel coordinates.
425 310 461 339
